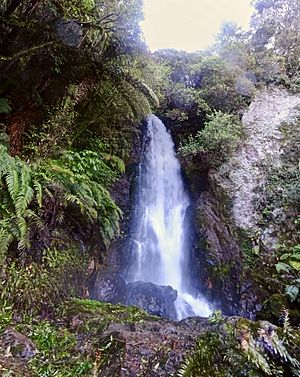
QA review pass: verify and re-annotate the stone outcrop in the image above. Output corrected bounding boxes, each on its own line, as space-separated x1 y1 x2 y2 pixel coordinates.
214 88 300 243
89 269 127 304
89 269 178 319
66 299 213 377
126 281 178 320
0 327 37 360
1 299 300 376
184 88 300 318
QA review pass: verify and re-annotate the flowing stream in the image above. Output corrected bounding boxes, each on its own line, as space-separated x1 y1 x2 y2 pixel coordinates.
127 115 211 320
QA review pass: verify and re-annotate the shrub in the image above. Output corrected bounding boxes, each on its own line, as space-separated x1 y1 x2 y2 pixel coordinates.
179 111 245 167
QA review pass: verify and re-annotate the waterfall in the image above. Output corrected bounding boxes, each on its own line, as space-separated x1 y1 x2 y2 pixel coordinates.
127 115 211 320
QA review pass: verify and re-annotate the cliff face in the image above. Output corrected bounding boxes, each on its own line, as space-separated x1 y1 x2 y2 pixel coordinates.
188 88 300 318
214 88 300 241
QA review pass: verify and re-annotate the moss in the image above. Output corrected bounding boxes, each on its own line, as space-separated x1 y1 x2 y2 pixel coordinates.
234 316 261 334
210 262 233 281
64 298 157 333
0 299 159 377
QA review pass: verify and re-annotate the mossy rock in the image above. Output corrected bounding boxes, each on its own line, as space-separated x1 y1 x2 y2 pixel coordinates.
64 298 158 333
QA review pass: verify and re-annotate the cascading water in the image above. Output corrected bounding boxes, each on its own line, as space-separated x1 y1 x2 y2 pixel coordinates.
127 114 211 320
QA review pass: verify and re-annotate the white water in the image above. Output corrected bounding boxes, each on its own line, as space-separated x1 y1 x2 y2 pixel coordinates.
128 115 211 320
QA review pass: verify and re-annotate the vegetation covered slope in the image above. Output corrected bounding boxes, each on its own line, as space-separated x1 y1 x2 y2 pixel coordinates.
0 0 159 314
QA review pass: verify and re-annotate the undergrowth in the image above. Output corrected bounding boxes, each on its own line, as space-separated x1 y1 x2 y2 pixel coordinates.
178 312 300 377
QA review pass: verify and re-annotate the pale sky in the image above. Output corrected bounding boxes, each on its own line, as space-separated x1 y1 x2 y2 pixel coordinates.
141 0 253 52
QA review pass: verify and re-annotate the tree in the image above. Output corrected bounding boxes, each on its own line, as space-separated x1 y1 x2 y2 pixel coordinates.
250 0 300 83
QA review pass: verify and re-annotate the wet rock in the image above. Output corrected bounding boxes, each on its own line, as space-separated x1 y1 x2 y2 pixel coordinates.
56 20 83 47
0 327 37 359
89 269 126 304
126 281 178 320
195 190 244 315
239 285 262 320
104 126 143 273
195 189 266 319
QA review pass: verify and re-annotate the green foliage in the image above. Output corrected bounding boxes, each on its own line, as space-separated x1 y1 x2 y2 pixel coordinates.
250 0 300 88
23 95 79 159
180 111 244 166
0 145 43 251
51 150 125 188
0 144 122 252
208 310 223 325
39 150 122 246
155 48 252 129
191 56 252 112
178 317 300 377
21 321 93 376
0 247 86 316
88 136 132 162
75 70 153 133
51 0 95 20
0 298 155 376
0 308 13 332
178 332 222 377
276 241 300 303
67 64 155 163
0 98 11 114
259 120 300 218
254 119 300 304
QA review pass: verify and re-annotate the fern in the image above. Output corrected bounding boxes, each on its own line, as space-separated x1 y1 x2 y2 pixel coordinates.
33 180 43 207
178 333 222 377
178 318 300 377
0 145 43 250
0 145 122 252
37 149 122 247
0 228 13 257
246 333 272 375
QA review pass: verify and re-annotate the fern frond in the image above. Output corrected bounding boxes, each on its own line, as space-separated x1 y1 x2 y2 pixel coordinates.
65 194 86 214
99 153 125 173
16 215 29 249
5 166 19 202
33 180 43 207
0 228 13 256
18 163 34 213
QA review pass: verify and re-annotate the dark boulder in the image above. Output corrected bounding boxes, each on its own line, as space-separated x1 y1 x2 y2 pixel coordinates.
89 269 127 304
56 20 83 47
126 281 177 320
0 327 37 359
